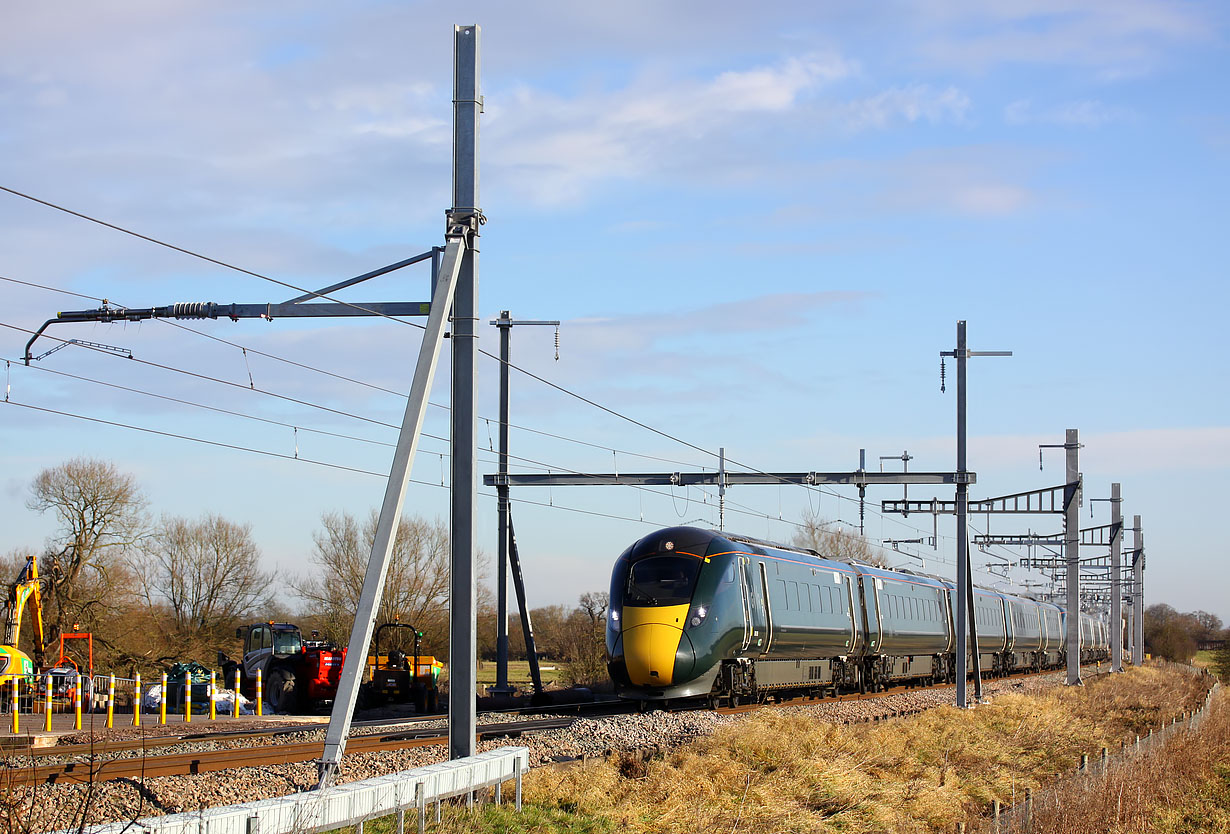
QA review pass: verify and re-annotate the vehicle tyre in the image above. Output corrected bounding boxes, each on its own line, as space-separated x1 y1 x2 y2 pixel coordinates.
267 665 300 713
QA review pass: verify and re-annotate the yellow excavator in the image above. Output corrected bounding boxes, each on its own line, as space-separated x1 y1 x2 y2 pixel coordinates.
0 557 45 684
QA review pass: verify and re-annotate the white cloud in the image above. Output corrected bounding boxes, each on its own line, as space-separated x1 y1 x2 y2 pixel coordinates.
1004 98 1131 127
840 84 971 130
486 52 856 205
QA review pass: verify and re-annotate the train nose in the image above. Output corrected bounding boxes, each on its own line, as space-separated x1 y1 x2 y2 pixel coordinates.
620 605 695 686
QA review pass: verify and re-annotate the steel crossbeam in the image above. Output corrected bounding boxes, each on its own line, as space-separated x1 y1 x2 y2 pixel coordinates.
882 483 1075 516
485 470 969 488
974 522 1121 548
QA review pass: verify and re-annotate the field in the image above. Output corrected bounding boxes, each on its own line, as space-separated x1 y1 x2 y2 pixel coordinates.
366 665 1222 833
475 660 564 688
436 660 566 691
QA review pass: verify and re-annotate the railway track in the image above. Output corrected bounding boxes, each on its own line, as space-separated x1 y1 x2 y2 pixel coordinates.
3 717 575 787
4 665 1105 787
11 713 449 760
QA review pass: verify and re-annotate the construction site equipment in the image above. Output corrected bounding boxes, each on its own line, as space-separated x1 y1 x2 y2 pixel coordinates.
0 557 45 684
221 623 345 713
363 622 442 713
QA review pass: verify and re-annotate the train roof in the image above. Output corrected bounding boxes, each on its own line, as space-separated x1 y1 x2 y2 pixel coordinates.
637 527 1102 618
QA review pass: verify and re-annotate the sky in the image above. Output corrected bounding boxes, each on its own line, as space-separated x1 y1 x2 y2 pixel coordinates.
2 1 1228 630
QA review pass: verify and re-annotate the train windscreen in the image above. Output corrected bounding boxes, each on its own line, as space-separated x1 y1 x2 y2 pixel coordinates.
625 555 701 607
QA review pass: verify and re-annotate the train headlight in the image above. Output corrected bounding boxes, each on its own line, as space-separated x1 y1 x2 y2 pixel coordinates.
609 608 620 624
687 604 708 628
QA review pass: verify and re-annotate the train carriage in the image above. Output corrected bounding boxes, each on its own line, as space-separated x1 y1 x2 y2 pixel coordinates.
1004 596 1044 672
856 565 952 688
608 526 1101 704
1040 603 1064 667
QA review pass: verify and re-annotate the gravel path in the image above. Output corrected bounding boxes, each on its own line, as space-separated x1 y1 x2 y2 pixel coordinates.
2 672 1067 831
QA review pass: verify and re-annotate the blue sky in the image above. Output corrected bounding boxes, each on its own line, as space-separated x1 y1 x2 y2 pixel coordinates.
2 2 1227 627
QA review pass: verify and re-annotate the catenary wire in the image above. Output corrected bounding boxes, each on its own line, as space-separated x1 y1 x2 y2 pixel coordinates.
3 387 996 580
0 187 724 462
0 275 104 303
12 360 826 534
8 312 951 558
7 275 713 472
5 351 802 532
5 220 951 553
18 363 399 450
0 397 716 534
0 188 980 547
7 316 949 557
0 185 423 326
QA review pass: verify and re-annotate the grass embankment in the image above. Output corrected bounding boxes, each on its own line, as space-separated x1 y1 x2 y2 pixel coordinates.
1025 685 1230 833
440 666 1213 833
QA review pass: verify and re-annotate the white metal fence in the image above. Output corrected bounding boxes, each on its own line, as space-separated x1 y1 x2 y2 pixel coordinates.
53 746 529 834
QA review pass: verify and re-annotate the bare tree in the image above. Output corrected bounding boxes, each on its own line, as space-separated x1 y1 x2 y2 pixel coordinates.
27 457 147 645
292 511 452 657
529 594 610 689
577 591 608 629
136 514 273 644
791 506 890 567
1191 611 1223 644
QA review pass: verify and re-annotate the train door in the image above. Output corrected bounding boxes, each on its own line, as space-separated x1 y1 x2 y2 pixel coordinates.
843 574 861 653
738 556 768 654
758 562 775 655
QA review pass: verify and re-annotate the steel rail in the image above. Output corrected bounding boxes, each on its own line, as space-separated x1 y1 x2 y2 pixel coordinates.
4 718 573 787
5 664 1111 786
17 714 450 760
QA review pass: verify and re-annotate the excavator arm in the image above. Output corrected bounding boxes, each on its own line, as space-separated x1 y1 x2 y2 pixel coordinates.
4 558 46 667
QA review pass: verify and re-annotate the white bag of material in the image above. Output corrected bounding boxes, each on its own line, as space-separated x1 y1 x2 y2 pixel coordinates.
143 684 164 710
212 688 255 715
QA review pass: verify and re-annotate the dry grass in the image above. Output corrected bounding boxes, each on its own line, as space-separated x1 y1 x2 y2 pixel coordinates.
1020 686 1230 834
461 666 1213 834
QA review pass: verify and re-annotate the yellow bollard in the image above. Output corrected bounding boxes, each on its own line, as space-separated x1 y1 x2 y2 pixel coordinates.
255 668 262 717
106 674 115 729
44 674 52 732
160 673 168 725
233 668 241 719
209 671 216 721
11 677 18 734
74 674 82 730
185 675 192 723
133 672 141 728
